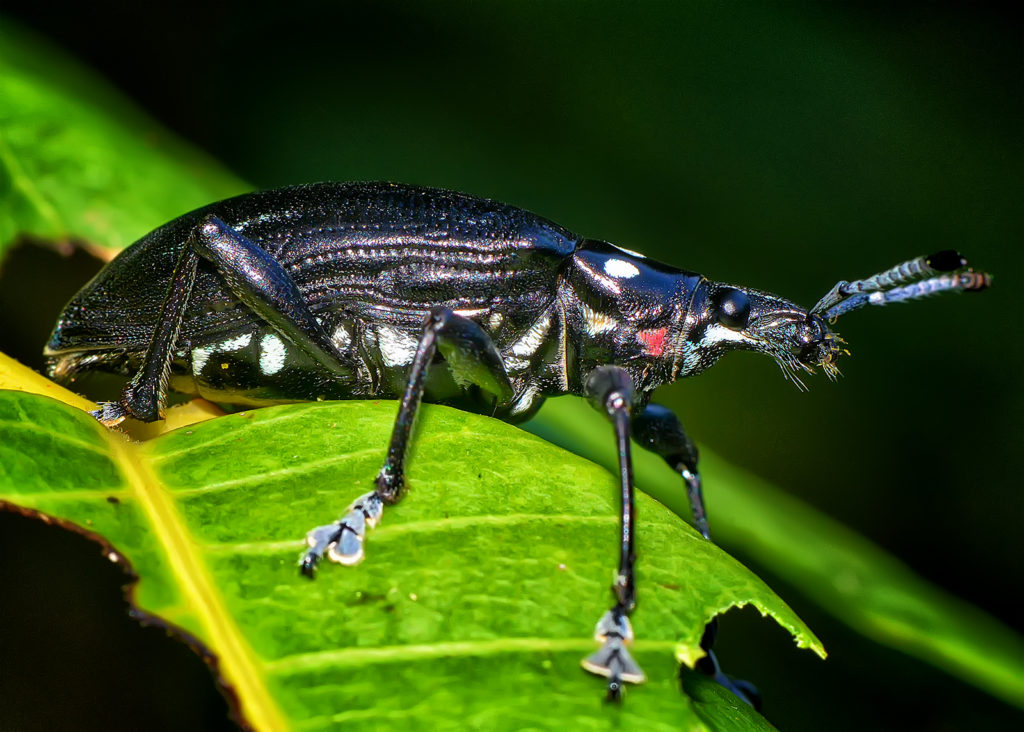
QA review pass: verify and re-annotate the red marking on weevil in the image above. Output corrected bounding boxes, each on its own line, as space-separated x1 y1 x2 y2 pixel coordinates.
637 327 668 357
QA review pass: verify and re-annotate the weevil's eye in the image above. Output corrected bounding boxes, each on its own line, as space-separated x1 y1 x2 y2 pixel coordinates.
714 289 751 330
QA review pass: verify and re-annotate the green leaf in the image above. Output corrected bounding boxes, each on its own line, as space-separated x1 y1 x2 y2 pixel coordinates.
0 380 821 730
526 398 1024 709
0 20 248 260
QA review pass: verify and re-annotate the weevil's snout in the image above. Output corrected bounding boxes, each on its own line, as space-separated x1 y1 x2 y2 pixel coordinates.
746 299 843 382
687 282 844 388
794 313 843 379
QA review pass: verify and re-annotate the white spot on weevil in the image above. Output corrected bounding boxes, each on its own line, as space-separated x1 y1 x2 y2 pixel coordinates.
509 384 540 415
191 346 212 374
701 323 753 347
377 325 418 367
219 333 254 351
510 311 552 359
580 301 617 336
332 323 352 350
604 258 640 279
193 332 253 374
260 333 287 375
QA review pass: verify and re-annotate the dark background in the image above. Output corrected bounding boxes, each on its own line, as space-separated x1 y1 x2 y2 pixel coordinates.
1 2 1021 730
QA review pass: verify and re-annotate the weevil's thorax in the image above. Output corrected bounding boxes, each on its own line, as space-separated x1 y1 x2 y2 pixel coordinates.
560 240 702 394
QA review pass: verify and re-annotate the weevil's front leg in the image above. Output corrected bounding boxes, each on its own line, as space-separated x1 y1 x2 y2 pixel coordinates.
580 366 646 700
95 215 355 425
300 306 513 576
632 402 761 710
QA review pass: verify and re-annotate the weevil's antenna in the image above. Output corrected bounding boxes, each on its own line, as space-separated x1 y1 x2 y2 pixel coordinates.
810 250 991 322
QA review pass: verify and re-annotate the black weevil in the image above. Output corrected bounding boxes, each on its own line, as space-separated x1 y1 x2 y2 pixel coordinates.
45 182 990 704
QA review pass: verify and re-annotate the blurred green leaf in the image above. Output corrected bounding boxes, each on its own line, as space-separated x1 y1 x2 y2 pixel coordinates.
0 20 247 260
0 385 818 730
526 397 1024 709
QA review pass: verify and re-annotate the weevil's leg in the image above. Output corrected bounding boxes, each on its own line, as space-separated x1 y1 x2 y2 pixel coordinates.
580 366 646 701
189 216 353 379
694 621 762 711
300 306 513 577
632 402 760 709
632 403 708 539
92 238 201 424
96 215 356 425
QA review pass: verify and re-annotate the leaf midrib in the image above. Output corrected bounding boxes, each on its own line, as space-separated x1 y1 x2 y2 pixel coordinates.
265 636 681 673
105 429 288 732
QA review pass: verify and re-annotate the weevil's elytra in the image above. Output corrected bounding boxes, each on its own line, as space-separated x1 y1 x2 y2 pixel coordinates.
44 182 990 706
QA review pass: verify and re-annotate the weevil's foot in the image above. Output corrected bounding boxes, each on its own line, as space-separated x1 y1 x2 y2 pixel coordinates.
728 677 762 712
581 609 646 699
299 523 341 577
298 491 385 578
694 645 762 711
91 401 129 427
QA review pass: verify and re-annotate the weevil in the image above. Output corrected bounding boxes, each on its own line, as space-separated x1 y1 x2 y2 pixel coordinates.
45 182 990 704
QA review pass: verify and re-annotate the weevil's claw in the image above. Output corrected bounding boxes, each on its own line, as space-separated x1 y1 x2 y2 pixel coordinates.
91 401 128 427
728 677 763 712
694 632 762 710
299 522 342 578
327 518 366 566
582 610 646 697
298 552 319 578
298 491 385 576
583 636 646 691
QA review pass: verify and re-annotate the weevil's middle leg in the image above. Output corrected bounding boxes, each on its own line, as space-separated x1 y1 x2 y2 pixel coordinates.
632 404 709 540
580 366 646 700
633 402 760 709
300 306 513 576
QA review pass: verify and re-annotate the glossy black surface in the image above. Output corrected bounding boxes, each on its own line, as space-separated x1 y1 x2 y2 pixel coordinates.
45 184 707 417
46 183 851 419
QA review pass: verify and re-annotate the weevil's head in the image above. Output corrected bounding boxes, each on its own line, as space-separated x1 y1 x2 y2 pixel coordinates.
680 281 844 388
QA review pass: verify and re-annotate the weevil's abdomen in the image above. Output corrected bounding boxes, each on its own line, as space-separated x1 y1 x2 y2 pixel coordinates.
170 324 367 407
46 183 579 389
266 183 577 342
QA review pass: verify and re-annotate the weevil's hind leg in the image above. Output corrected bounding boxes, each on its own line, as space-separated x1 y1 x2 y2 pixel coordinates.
632 402 760 709
299 306 513 577
93 238 201 424
580 366 646 700
96 215 357 425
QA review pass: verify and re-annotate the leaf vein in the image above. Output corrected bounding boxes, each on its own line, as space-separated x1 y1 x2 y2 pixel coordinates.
265 636 680 674
170 447 384 494
0 418 109 455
